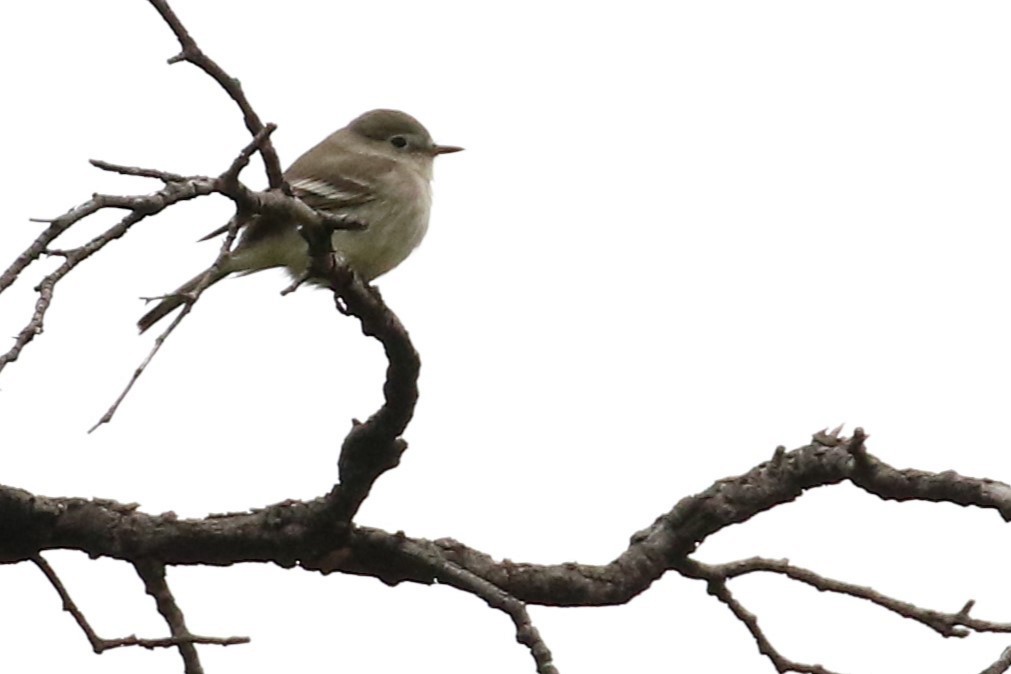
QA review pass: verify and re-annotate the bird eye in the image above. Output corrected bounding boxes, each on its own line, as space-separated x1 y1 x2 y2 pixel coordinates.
390 135 408 148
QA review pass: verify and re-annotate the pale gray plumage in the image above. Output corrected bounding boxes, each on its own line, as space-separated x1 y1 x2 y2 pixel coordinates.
138 109 461 333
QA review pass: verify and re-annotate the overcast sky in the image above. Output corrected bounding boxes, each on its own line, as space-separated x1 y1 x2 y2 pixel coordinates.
2 1 1011 673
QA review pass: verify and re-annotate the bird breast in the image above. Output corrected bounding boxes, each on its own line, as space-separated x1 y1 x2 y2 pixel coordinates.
329 167 433 281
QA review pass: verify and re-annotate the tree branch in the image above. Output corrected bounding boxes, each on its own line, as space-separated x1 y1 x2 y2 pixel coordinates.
704 573 839 674
678 557 1011 639
89 123 279 432
31 554 247 657
981 646 1011 674
6 432 1011 672
145 0 284 188
135 559 204 674
358 529 558 674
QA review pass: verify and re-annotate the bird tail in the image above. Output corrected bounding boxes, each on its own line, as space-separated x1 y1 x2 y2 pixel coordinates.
137 267 229 333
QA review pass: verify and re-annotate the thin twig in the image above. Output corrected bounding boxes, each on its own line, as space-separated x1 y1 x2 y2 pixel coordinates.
90 159 189 182
31 554 248 656
680 557 1011 638
145 0 284 188
704 575 839 674
135 559 202 674
361 530 558 674
218 124 278 192
89 126 277 431
0 182 218 375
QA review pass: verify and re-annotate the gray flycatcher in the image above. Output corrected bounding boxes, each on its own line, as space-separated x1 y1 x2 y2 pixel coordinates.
138 108 462 332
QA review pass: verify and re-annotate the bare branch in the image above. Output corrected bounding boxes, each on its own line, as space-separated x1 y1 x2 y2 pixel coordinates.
90 159 189 182
704 574 839 674
218 123 278 192
31 554 247 656
7 437 1011 608
32 554 106 652
359 529 558 674
89 125 278 431
5 434 1011 672
267 220 420 521
980 646 1011 674
145 0 284 188
426 435 1011 607
135 559 205 674
679 557 1011 638
0 180 218 375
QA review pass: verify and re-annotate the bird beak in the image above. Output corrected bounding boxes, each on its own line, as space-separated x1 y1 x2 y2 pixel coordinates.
431 144 464 156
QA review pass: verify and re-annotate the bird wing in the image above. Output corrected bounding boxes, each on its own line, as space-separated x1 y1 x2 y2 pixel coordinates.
288 174 378 213
286 150 393 213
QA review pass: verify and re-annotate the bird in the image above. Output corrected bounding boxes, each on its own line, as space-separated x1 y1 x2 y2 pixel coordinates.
137 108 462 333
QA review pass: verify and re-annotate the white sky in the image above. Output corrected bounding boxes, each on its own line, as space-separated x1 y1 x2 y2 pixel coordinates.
2 1 1011 672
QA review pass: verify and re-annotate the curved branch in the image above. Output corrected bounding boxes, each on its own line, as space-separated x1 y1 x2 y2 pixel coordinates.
4 433 1011 672
146 0 284 188
357 529 558 674
3 436 1009 604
